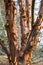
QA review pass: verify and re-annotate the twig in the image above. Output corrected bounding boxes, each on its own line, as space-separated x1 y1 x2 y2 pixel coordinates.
0 39 10 56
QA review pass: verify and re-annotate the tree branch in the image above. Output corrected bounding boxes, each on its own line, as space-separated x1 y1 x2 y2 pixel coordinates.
18 0 29 51
23 0 43 55
32 0 35 27
0 39 10 56
26 0 32 30
22 15 43 57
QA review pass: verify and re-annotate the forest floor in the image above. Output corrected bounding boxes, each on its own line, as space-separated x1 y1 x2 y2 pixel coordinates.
0 62 43 65
0 56 43 65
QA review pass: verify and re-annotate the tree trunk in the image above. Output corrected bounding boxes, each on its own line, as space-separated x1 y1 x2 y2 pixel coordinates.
2 0 43 65
18 0 29 55
26 0 32 30
4 0 18 65
25 0 33 64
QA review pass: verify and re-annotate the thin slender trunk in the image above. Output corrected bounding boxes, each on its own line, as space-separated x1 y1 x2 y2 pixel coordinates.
4 0 18 65
22 0 32 65
26 0 32 30
32 0 35 26
18 0 29 56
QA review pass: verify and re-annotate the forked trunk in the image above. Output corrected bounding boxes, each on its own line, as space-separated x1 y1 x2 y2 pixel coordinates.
2 0 43 65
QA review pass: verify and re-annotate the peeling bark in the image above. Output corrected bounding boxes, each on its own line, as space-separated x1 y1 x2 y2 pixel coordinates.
26 0 32 30
18 0 29 55
1 0 43 65
4 0 18 65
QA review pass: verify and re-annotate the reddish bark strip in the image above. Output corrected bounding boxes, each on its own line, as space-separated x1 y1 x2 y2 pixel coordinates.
22 15 43 65
4 0 18 65
18 0 29 53
26 0 32 30
21 0 43 65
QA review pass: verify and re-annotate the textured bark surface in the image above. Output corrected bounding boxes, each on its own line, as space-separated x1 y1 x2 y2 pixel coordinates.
18 0 29 56
4 0 18 65
26 0 32 30
0 0 43 65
